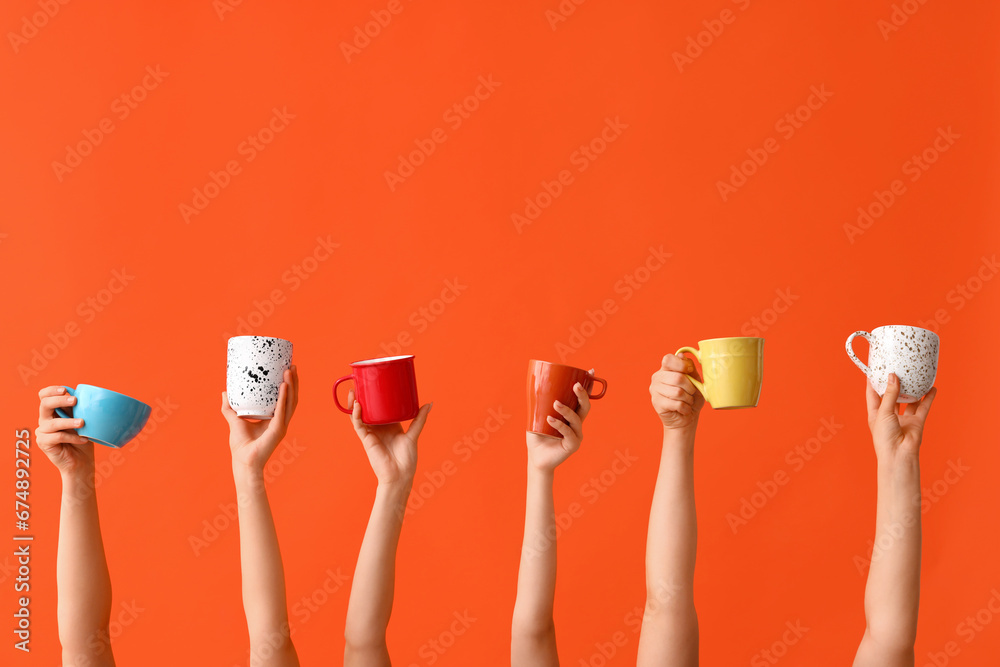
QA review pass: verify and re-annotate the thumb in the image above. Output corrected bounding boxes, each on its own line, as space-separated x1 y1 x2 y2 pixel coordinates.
878 373 901 420
406 403 433 441
221 392 241 427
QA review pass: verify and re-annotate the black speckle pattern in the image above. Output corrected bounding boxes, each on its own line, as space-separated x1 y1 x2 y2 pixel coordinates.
846 326 939 402
226 336 293 418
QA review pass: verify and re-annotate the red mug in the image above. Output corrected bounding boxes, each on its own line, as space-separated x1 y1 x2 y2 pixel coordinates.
526 359 608 438
333 355 420 425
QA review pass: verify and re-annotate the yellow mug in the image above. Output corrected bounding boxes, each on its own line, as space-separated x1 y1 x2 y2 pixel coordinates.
675 337 764 409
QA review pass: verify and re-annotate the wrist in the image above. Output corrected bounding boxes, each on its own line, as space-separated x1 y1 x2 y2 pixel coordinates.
527 464 556 484
662 424 697 449
60 463 95 483
232 461 266 488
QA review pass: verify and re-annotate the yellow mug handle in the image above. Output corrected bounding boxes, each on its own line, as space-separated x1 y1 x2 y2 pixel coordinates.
674 346 706 397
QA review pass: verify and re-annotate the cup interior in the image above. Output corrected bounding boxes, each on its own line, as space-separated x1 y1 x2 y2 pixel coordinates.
353 355 414 365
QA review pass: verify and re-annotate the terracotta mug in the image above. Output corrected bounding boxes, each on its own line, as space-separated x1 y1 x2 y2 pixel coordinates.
526 359 607 438
333 355 419 424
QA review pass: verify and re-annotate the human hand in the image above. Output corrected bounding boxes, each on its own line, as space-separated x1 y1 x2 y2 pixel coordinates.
348 389 431 487
35 386 94 477
525 381 591 472
222 366 299 476
867 372 936 463
650 354 704 430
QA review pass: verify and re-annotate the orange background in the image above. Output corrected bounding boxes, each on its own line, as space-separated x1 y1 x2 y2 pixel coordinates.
3 0 999 665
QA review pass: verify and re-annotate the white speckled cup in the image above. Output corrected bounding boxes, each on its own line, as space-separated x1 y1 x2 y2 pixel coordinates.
227 336 293 419
845 325 938 403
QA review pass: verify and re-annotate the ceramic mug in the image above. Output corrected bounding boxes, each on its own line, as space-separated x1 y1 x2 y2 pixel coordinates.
526 360 608 438
54 385 152 448
333 355 419 425
675 337 764 409
845 325 938 402
227 336 294 419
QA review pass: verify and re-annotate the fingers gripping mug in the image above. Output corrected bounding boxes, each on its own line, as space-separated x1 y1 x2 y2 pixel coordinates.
526 360 608 438
333 355 420 425
845 325 938 402
675 337 764 409
54 385 152 448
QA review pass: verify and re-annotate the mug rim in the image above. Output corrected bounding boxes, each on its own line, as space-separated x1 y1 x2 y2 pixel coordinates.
75 384 151 408
870 325 939 340
351 354 415 366
528 359 595 375
227 335 293 346
697 336 765 345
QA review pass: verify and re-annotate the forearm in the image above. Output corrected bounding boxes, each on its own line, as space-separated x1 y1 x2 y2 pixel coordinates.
511 465 559 666
645 427 697 606
513 466 557 628
864 452 921 646
233 465 297 663
636 427 698 667
57 469 114 665
344 480 410 651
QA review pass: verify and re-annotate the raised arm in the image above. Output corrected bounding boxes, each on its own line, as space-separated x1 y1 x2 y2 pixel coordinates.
511 382 591 667
637 354 703 667
36 386 116 666
853 373 936 667
222 366 301 667
343 390 432 667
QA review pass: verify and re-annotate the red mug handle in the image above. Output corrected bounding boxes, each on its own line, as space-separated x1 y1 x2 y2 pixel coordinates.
588 376 608 399
333 375 355 414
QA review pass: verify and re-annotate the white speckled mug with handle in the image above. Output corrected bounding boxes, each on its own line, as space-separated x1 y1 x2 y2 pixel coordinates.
227 336 293 419
845 325 938 403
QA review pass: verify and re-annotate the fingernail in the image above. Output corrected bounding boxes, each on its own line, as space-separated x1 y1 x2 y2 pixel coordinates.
56 387 65 394
547 416 557 423
553 400 563 408
68 397 76 403
76 420 84 426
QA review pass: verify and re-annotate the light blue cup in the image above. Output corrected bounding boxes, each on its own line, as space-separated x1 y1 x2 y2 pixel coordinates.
54 385 152 448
